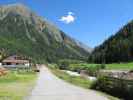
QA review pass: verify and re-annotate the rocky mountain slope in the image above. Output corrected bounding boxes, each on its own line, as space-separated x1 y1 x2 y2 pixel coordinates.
0 4 91 63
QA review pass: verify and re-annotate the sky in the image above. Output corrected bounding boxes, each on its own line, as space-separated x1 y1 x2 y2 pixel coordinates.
0 0 133 48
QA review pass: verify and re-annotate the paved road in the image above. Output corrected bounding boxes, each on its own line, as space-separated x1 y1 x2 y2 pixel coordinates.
27 66 108 100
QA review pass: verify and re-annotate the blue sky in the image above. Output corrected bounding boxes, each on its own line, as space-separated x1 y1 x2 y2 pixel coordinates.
0 0 133 48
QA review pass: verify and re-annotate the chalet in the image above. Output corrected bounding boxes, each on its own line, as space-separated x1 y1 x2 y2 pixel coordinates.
2 55 30 68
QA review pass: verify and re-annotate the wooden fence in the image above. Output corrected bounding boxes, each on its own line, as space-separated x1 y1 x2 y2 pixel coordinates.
104 76 133 84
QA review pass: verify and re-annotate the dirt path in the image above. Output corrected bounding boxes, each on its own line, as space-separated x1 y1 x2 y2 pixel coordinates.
27 66 108 100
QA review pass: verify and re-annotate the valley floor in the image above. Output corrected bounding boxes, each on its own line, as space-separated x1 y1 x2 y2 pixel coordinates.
27 65 108 100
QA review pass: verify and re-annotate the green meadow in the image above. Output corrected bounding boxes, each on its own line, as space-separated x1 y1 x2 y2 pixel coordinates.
69 62 133 70
0 70 37 100
106 62 133 70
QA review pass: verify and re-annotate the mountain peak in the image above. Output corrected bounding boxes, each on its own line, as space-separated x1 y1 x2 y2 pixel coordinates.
1 3 28 10
0 4 90 62
0 3 33 19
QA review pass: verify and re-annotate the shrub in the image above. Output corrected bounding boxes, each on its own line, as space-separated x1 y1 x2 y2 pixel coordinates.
128 85 133 99
100 63 106 69
57 60 69 70
91 76 133 100
68 64 102 76
90 76 110 91
85 65 101 76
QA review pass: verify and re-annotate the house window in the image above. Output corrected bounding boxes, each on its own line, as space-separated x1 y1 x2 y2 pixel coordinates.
6 62 11 65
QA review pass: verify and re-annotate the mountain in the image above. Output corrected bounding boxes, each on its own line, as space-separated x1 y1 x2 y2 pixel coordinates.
0 4 91 63
89 20 133 63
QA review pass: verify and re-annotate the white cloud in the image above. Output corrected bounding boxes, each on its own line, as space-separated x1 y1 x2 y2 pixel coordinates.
59 12 75 24
68 12 74 15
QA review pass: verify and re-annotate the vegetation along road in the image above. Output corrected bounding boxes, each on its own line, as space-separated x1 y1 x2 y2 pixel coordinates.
27 65 108 100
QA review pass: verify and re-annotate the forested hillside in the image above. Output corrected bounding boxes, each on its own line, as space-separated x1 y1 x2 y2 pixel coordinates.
89 20 133 63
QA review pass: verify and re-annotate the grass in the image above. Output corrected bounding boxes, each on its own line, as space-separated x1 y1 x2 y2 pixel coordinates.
70 63 99 68
0 70 37 100
106 62 133 70
81 62 133 70
51 68 92 89
70 62 133 70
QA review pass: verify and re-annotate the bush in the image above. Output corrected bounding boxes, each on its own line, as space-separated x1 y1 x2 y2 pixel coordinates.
100 64 106 69
128 85 133 99
68 64 102 76
57 60 69 70
90 76 109 91
91 76 133 100
85 65 101 76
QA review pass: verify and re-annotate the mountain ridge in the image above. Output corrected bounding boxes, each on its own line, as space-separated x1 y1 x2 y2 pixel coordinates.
89 20 133 63
0 4 91 63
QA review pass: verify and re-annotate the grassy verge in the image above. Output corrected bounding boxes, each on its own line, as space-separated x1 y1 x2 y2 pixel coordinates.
0 71 37 100
51 68 92 88
106 62 133 70
50 67 119 100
